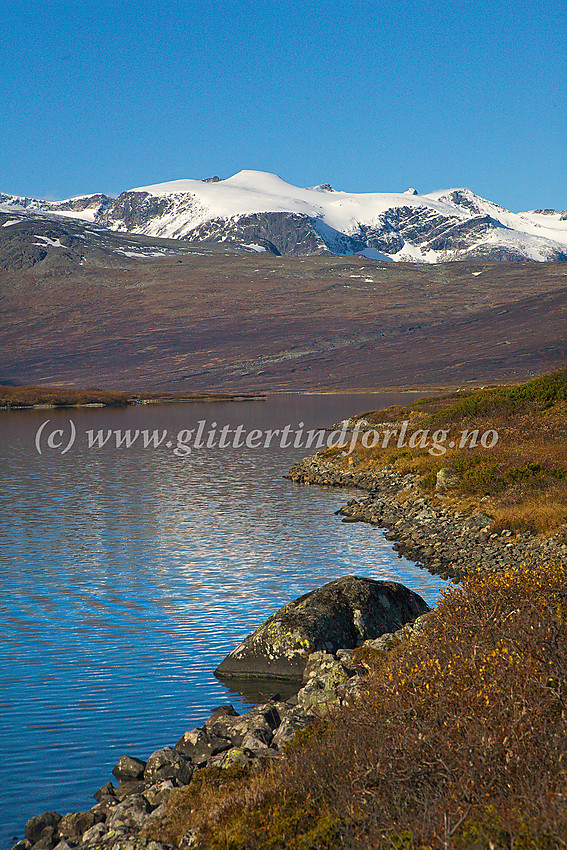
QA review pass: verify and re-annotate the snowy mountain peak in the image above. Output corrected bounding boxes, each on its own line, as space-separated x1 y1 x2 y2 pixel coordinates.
2 172 566 263
424 187 509 218
222 170 304 194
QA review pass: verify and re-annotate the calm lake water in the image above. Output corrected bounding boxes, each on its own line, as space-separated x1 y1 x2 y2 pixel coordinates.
0 393 446 847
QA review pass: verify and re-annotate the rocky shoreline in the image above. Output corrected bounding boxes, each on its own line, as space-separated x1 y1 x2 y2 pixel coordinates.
286 453 567 581
14 453 567 850
11 611 431 850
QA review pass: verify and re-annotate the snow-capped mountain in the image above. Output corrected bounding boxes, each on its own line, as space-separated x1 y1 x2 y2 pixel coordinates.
0 192 113 222
2 172 566 263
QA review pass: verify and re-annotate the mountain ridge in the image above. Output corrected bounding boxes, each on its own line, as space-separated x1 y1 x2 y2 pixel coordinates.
1 171 566 263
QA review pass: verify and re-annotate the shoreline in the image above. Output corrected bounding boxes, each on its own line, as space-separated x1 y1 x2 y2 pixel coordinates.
11 609 425 850
12 442 567 848
0 378 518 412
0 391 266 412
10 457 442 850
286 453 567 581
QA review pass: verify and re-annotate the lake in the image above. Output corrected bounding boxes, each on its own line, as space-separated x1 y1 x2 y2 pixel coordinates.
0 393 446 848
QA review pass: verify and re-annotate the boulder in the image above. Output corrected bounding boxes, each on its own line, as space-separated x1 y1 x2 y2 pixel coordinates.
144 746 193 785
58 811 99 842
272 713 316 749
106 794 150 830
24 813 61 845
174 729 232 764
112 755 147 782
214 576 429 680
436 467 460 490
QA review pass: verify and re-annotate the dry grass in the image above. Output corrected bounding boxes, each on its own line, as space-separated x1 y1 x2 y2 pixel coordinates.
0 384 263 408
324 370 567 536
491 493 567 536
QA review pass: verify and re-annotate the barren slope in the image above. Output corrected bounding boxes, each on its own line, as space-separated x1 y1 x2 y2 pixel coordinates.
1 214 566 391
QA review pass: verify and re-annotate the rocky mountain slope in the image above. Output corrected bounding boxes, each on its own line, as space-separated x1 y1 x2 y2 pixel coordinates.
2 171 566 262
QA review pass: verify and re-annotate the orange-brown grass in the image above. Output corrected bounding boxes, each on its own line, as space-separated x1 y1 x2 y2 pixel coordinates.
0 384 263 408
0 384 131 407
146 560 567 849
323 370 567 535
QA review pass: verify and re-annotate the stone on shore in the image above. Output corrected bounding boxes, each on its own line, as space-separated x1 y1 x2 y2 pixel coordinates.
112 755 147 782
24 812 61 845
214 575 429 680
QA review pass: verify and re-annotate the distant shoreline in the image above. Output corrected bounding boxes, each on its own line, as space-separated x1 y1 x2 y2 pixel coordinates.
0 385 266 411
0 380 499 412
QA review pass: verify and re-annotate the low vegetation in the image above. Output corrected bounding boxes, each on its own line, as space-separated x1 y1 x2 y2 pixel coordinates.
327 369 567 536
0 385 132 408
0 384 262 408
146 560 567 848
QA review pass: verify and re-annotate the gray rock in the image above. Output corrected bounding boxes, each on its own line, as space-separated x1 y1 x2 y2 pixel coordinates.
272 713 316 749
93 781 116 802
80 822 108 845
144 780 174 808
144 746 193 785
58 811 99 842
175 729 231 764
114 780 147 800
112 755 147 782
203 704 239 729
30 826 58 850
215 576 428 680
106 794 150 830
241 730 271 749
89 797 118 819
214 747 254 769
24 813 61 845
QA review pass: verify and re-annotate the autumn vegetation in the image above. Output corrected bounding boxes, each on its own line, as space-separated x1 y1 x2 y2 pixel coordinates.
146 560 567 848
326 369 567 537
0 385 262 408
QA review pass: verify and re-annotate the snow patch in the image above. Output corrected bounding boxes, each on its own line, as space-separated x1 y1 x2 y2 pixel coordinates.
34 235 63 247
358 247 393 261
240 243 267 252
51 209 99 222
113 249 167 258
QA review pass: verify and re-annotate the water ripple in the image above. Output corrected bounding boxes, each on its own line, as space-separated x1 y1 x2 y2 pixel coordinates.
0 393 444 848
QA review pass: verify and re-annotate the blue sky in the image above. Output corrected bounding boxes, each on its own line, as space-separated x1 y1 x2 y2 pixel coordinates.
1 0 565 211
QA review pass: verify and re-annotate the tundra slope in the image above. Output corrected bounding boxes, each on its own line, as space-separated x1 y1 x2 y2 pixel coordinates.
1 206 567 391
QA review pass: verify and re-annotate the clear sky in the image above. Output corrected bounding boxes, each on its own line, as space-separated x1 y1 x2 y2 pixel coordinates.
1 0 565 211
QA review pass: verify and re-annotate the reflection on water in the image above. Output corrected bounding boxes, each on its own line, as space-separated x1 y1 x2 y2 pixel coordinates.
215 675 302 705
0 393 445 847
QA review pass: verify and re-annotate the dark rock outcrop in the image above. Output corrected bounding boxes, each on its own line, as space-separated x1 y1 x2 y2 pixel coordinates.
112 755 146 782
24 813 61 845
186 211 329 256
214 576 429 680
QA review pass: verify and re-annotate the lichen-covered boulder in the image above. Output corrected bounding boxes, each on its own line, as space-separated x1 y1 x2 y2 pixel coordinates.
214 575 429 680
